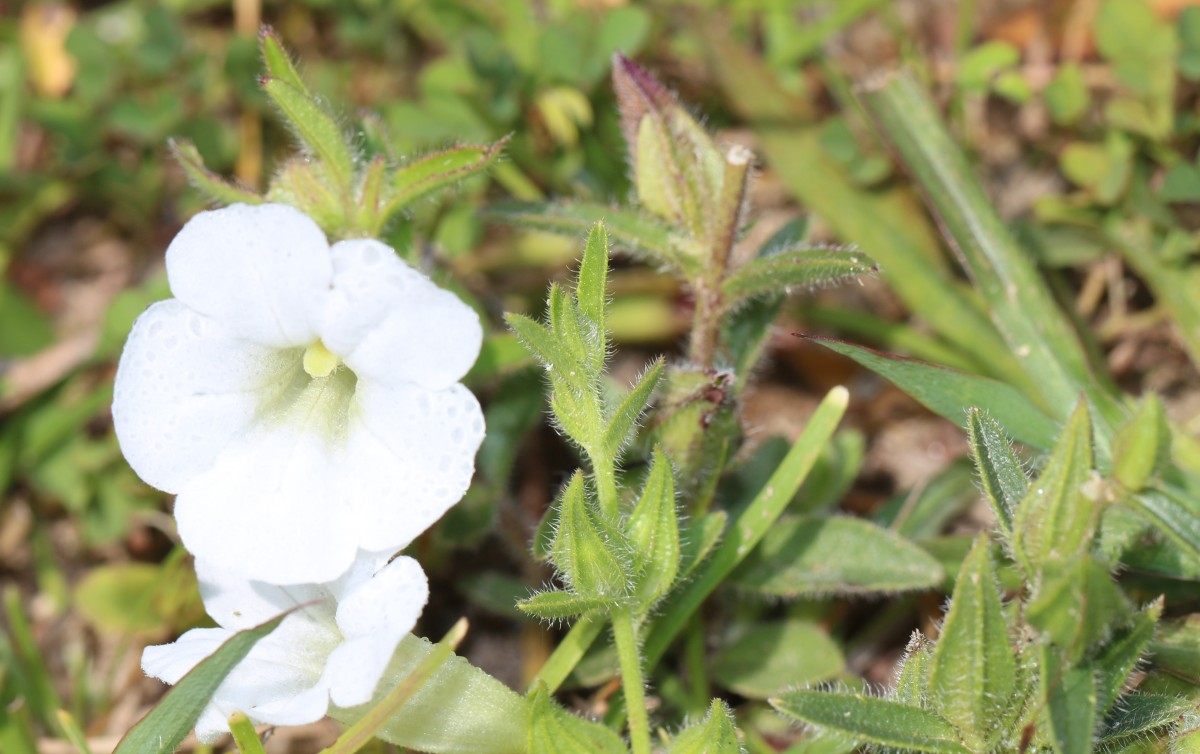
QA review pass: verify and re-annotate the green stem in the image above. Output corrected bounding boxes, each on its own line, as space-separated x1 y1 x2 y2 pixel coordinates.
683 617 709 714
527 615 605 693
592 451 621 521
612 610 652 754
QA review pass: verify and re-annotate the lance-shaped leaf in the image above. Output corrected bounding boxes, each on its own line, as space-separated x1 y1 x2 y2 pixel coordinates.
518 590 615 622
507 311 600 449
386 138 508 215
1097 693 1189 750
1039 646 1096 754
261 77 355 195
576 223 609 348
604 359 664 459
721 249 878 306
1127 486 1200 565
732 515 943 598
1025 556 1130 662
114 610 290 754
772 691 970 754
668 699 740 754
484 200 701 275
550 472 632 600
807 337 1059 451
677 510 725 579
1112 393 1170 492
527 683 628 754
259 27 308 93
547 284 596 381
712 618 844 699
169 139 264 206
965 407 1028 542
627 447 681 608
1013 399 1097 575
1148 612 1200 685
928 536 1017 751
1094 599 1161 715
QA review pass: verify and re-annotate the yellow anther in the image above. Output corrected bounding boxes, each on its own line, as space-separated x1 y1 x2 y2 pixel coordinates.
302 340 341 379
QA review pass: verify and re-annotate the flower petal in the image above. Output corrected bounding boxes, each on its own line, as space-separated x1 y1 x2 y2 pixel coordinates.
112 300 299 493
194 559 333 631
343 381 484 552
166 204 332 347
323 632 405 709
142 627 232 685
320 239 482 390
173 424 360 584
335 555 428 640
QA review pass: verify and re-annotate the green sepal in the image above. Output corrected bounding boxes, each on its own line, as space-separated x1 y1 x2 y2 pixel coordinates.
258 26 308 94
677 510 726 579
114 609 290 754
169 139 264 206
1025 555 1131 662
927 536 1017 750
667 699 740 754
266 158 347 234
527 682 628 754
1112 393 1170 492
771 691 970 754
965 407 1028 543
732 515 944 598
1094 599 1161 716
550 473 632 600
518 590 616 622
627 447 681 608
721 248 878 306
354 155 388 232
260 77 355 196
892 631 935 707
1013 398 1098 576
1039 645 1096 754
603 359 664 459
386 139 508 217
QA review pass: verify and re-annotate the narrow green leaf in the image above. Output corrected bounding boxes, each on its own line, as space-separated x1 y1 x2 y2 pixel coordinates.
732 515 944 598
1148 612 1200 685
259 27 308 93
1098 693 1188 749
668 699 740 754
1094 600 1161 716
55 711 95 754
627 447 681 608
928 537 1016 750
227 712 266 754
771 692 970 754
1026 556 1131 661
861 72 1120 426
712 618 844 699
168 139 263 206
1040 646 1097 754
484 201 701 276
550 473 631 600
320 619 468 754
722 249 878 305
3 586 63 728
114 610 290 754
1112 393 1170 492
643 387 847 667
1127 486 1200 565
505 313 577 388
547 284 595 382
892 631 935 707
1013 399 1098 575
576 222 609 354
602 359 665 458
261 78 354 194
808 336 1059 451
965 407 1028 541
528 682 628 754
518 591 614 622
386 139 508 216
677 510 725 579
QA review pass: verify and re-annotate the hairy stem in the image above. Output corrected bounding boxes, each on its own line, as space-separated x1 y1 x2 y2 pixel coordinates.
612 609 652 754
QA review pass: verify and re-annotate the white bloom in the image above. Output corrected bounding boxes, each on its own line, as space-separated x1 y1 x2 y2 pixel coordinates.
142 552 429 743
112 203 485 584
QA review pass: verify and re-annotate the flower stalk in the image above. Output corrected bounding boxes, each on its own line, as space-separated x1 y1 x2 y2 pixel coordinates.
611 609 652 754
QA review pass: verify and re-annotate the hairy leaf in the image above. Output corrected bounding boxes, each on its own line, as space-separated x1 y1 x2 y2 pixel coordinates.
712 618 844 699
965 407 1028 541
772 692 970 754
722 249 877 305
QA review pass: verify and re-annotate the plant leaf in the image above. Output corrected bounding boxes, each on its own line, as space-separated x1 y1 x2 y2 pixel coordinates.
732 515 943 598
260 78 354 195
771 692 970 754
712 618 844 699
627 447 681 608
1127 485 1200 565
114 610 290 754
1111 393 1170 492
602 359 664 458
169 139 263 206
1098 693 1189 750
576 222 609 355
259 27 308 93
807 336 1059 451
928 536 1016 750
721 248 877 305
518 591 614 622
389 139 507 210
1040 646 1096 754
668 699 740 754
527 683 628 754
1094 600 1161 716
550 472 631 600
965 407 1028 541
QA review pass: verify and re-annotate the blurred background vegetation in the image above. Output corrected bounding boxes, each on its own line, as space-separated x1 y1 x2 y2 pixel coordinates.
4 0 1200 752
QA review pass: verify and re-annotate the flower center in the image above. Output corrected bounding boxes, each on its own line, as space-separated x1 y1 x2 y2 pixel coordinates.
303 340 342 379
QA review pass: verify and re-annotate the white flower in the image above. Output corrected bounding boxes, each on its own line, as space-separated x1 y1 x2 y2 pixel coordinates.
142 552 429 743
112 203 485 584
